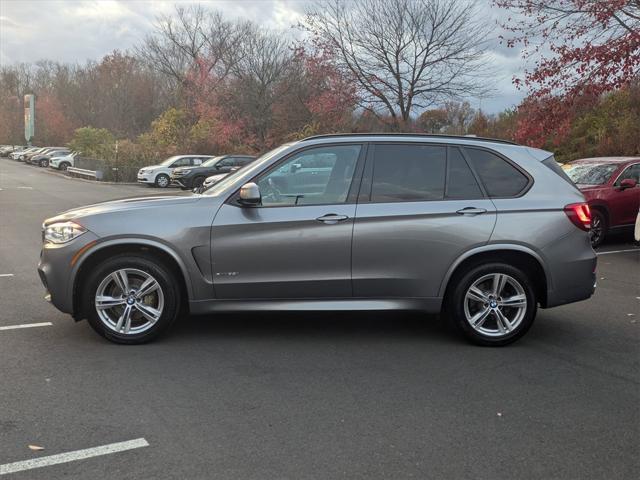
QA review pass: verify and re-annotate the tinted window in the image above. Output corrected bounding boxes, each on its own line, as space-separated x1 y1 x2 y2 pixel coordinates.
464 148 529 197
218 157 235 168
446 147 483 199
371 145 445 202
171 157 191 167
258 145 361 206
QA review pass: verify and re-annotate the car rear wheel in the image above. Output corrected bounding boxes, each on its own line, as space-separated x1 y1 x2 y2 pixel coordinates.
83 255 181 344
589 210 607 248
446 263 537 346
40 159 49 168
155 174 170 188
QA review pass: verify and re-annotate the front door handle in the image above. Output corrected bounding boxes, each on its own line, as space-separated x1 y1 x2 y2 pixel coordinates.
316 213 349 224
456 207 487 216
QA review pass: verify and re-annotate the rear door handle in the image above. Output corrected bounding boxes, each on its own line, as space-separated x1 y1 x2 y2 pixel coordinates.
456 207 487 216
316 214 349 224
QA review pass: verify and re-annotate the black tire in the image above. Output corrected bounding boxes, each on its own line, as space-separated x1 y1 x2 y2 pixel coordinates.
40 159 49 168
192 176 206 189
155 174 170 188
59 162 70 171
590 209 607 248
445 262 537 346
82 254 181 344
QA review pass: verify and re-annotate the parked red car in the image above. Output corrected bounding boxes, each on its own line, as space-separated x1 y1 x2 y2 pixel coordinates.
565 157 640 247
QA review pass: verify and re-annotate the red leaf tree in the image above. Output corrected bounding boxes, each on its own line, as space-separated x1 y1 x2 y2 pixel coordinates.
495 0 640 146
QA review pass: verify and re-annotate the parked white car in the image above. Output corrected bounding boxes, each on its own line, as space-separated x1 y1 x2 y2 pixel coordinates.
49 152 77 171
137 155 213 188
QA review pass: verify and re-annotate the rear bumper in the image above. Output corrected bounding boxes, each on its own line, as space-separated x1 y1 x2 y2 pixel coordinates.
542 232 597 308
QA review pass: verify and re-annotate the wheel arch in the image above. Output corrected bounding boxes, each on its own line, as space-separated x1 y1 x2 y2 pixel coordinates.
440 245 550 308
71 239 192 320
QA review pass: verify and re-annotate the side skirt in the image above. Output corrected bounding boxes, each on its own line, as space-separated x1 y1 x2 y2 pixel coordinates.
189 297 443 315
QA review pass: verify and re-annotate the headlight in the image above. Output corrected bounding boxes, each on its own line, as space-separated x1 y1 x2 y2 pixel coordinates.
44 221 87 244
139 169 148 174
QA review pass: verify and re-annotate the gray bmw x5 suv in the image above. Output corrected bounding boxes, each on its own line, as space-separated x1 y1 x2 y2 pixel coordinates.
38 134 596 345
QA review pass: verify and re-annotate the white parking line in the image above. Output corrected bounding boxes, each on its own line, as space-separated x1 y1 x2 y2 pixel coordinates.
0 274 14 278
0 438 149 475
596 248 640 255
0 322 52 331
16 186 33 190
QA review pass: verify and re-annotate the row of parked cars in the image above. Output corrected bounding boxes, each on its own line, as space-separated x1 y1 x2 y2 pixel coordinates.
136 154 256 191
1 145 76 170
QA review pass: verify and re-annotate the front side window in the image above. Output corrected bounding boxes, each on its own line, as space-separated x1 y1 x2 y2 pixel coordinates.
371 144 446 202
614 164 640 185
171 157 191 168
257 145 361 206
464 148 529 197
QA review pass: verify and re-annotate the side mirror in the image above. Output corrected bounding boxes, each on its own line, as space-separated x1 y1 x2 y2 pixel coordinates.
239 182 261 205
619 178 637 190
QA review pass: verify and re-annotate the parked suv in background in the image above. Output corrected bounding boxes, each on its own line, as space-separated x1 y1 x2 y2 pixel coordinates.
171 154 256 190
38 134 596 346
31 148 71 167
49 152 77 171
565 157 640 247
12 146 39 160
137 155 213 188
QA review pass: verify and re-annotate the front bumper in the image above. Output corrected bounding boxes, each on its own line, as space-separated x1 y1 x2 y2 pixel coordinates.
137 174 153 184
170 176 187 188
37 232 99 316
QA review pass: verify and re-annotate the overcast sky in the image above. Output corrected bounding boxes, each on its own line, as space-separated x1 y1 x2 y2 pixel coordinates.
0 0 527 113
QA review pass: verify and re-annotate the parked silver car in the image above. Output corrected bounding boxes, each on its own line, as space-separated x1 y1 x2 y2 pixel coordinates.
38 134 596 345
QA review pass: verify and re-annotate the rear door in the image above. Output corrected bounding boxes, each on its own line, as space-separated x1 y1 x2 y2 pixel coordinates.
352 144 497 298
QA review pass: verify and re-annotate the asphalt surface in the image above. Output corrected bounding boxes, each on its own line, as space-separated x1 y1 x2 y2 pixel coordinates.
0 158 638 479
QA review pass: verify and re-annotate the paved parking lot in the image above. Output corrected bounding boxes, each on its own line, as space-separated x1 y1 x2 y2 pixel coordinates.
0 158 638 479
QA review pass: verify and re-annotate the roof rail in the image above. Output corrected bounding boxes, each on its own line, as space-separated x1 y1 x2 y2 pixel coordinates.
299 133 518 146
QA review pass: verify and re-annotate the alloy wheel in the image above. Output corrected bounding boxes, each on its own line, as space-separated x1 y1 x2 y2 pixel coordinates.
156 175 169 188
463 273 527 338
95 268 164 335
590 215 603 246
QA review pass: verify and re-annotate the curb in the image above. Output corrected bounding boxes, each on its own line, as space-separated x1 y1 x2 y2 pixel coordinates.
40 168 140 186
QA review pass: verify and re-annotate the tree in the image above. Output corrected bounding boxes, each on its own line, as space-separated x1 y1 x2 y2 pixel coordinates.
495 0 640 143
417 109 448 133
68 127 115 158
303 0 491 128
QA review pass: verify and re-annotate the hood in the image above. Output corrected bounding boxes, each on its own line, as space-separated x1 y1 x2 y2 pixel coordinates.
140 165 163 171
44 195 200 226
205 173 227 183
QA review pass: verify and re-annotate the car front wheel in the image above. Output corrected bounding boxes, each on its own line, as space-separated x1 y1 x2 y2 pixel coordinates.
83 255 181 344
446 263 537 346
155 174 170 188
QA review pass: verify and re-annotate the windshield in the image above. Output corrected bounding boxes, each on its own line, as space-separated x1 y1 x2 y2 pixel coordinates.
566 163 618 185
203 145 291 196
202 156 224 167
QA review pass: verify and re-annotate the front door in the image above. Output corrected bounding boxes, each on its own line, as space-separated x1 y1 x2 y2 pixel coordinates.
610 163 640 226
211 144 364 299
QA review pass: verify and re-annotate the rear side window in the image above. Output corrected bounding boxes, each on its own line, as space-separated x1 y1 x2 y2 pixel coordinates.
464 148 529 197
371 144 446 202
446 147 483 199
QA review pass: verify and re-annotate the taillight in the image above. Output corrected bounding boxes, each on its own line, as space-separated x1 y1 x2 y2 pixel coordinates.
564 203 591 231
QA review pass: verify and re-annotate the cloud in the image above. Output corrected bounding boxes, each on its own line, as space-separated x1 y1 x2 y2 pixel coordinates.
0 0 529 113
